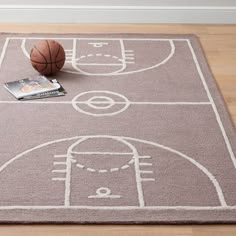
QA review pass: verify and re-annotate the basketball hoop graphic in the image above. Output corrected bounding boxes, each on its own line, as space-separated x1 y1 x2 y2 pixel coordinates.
21 37 175 76
0 135 227 208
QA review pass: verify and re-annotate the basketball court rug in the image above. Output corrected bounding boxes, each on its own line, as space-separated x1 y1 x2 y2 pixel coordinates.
0 33 236 224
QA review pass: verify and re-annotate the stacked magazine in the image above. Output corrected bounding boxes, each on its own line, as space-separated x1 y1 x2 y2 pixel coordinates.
4 75 66 100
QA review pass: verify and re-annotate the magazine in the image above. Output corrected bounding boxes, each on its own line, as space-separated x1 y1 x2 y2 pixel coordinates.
4 76 66 100
20 80 66 100
4 75 61 99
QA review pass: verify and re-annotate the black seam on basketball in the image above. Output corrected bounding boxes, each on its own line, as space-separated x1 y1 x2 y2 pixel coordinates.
46 40 52 75
55 46 61 70
31 47 48 72
37 66 49 74
35 62 47 73
55 45 61 61
30 58 65 64
55 58 65 70
33 46 48 64
55 46 64 70
55 64 61 70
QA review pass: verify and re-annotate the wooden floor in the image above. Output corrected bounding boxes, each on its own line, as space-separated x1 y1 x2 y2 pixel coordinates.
0 23 235 236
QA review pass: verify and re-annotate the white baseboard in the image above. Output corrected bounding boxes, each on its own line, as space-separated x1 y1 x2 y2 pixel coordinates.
0 4 235 24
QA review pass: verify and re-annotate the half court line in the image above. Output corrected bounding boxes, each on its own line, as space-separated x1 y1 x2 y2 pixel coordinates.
0 101 211 105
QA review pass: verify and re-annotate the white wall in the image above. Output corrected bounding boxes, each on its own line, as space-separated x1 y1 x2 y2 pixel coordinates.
0 0 235 23
0 0 235 7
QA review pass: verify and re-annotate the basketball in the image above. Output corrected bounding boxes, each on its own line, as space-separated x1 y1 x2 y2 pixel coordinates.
30 40 65 76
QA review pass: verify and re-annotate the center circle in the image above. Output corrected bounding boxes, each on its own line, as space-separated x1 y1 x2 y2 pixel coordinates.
87 96 114 110
71 91 130 117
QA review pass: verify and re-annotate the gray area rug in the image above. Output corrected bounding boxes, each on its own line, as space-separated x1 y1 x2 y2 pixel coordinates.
0 33 236 224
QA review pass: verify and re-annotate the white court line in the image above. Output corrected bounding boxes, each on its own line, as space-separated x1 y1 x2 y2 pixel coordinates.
71 151 133 155
116 39 126 74
121 165 130 170
88 194 120 199
0 38 10 69
0 101 211 105
72 91 131 117
52 178 66 181
77 63 123 66
88 42 108 46
87 96 114 110
2 39 176 77
133 152 145 207
0 205 235 210
187 40 236 169
52 169 67 173
140 170 153 174
115 40 175 76
141 178 155 182
66 136 145 207
21 38 30 59
98 169 108 173
65 137 88 207
0 135 227 207
139 163 153 166
138 156 151 159
53 161 67 165
8 37 189 41
77 101 211 105
76 163 85 169
69 39 127 76
124 136 227 207
87 168 96 172
71 38 78 73
54 154 67 158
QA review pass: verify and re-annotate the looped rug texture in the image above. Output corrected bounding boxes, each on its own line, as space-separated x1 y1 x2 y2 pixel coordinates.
0 33 235 223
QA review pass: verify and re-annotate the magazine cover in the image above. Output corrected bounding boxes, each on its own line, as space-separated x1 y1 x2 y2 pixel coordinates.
20 81 66 100
4 75 61 99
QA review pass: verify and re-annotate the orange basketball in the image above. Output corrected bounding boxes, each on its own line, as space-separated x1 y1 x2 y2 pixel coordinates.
30 40 65 76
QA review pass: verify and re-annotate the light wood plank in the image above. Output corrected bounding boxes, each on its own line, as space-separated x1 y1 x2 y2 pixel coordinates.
0 225 193 236
0 23 236 34
193 225 236 236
